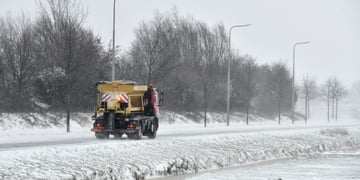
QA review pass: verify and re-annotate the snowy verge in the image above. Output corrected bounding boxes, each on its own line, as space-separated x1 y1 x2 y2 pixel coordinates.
1 111 257 130
1 128 360 179
1 110 358 131
0 112 91 130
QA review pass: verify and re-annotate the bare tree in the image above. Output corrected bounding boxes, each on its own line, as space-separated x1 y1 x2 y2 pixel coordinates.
321 77 348 122
169 16 202 112
0 28 5 111
243 59 257 125
36 0 98 132
0 15 41 111
331 78 348 121
130 11 179 85
301 75 317 123
232 56 257 125
196 23 227 127
270 62 292 124
128 11 229 127
321 79 332 122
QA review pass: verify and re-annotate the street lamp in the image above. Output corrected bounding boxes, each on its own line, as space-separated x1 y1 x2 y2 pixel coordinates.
226 24 251 126
291 41 310 124
112 0 116 81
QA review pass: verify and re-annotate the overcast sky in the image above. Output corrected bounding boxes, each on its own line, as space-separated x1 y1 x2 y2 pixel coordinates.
1 0 359 87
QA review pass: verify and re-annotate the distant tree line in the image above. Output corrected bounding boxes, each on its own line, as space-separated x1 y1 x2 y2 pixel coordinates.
0 0 349 124
0 0 111 131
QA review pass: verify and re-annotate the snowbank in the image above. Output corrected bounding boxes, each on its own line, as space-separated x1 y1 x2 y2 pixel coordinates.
0 111 259 130
160 111 268 125
0 128 359 179
0 112 92 130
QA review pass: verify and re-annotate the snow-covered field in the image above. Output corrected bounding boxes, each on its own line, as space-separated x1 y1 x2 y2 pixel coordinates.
0 111 360 179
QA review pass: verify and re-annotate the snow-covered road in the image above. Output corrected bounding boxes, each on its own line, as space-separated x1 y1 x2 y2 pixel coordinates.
1 123 359 150
1 121 360 179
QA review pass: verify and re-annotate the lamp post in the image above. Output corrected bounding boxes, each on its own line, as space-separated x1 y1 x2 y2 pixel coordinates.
291 41 310 124
226 24 251 126
112 0 116 81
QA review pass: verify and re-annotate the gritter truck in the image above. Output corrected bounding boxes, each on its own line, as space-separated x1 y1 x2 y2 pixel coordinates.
91 80 163 139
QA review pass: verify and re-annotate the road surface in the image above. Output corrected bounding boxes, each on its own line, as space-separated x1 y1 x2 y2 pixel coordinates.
1 123 359 150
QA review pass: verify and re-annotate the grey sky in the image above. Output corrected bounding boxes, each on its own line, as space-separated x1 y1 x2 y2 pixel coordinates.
1 0 359 87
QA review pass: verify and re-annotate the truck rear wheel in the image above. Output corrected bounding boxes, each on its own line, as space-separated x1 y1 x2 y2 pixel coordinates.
148 123 157 139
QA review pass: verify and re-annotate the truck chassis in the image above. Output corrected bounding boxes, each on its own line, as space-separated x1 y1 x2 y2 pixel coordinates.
91 111 158 139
